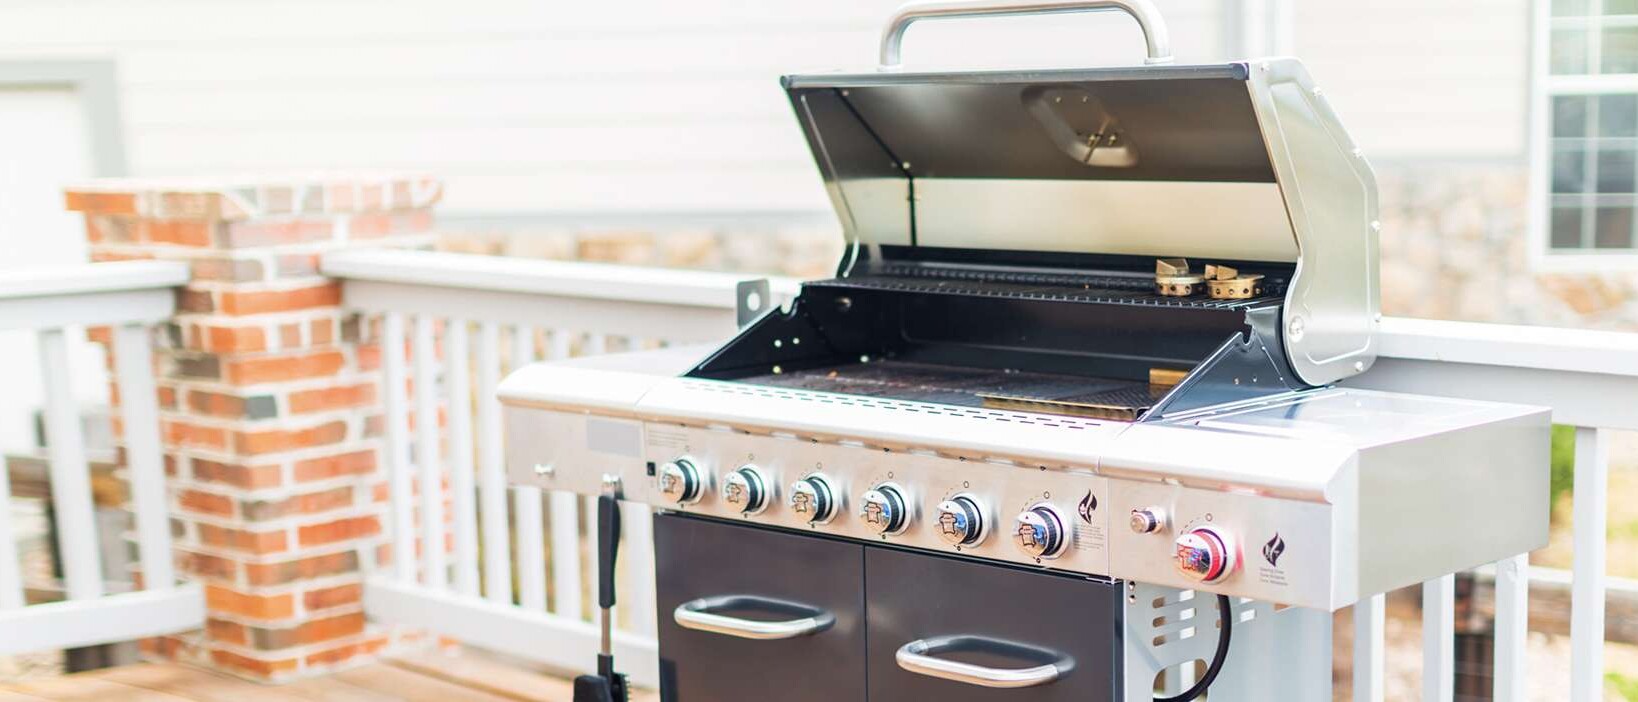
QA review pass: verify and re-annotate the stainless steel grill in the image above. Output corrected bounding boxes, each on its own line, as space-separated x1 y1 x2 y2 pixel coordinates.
500 2 1550 700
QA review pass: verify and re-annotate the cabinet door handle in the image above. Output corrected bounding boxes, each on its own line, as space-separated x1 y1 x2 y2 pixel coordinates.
895 635 1073 688
673 596 835 640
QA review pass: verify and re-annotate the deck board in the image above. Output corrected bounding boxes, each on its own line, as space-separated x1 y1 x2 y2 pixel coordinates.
0 648 659 701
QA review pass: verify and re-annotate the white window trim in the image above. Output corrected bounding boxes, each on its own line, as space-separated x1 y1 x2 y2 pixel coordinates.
1528 0 1638 271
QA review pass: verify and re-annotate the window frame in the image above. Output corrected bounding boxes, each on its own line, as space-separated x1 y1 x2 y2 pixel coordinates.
1530 0 1638 271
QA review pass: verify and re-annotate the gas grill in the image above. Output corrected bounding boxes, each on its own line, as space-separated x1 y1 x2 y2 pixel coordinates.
499 2 1550 700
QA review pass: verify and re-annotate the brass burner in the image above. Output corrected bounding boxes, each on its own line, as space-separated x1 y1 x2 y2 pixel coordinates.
1155 258 1203 297
1203 264 1265 300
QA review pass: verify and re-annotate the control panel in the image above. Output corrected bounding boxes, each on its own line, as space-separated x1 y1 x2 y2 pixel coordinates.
633 424 1114 577
506 407 1341 607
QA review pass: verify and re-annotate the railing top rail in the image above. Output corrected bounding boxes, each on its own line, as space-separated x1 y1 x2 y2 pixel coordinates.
1378 316 1638 378
0 261 189 301
322 249 802 311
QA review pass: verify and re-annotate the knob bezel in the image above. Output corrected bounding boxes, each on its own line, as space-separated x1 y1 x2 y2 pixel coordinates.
935 494 987 547
1129 506 1167 535
788 474 837 525
1013 503 1068 560
859 482 910 536
721 464 770 515
1174 525 1239 584
657 457 705 505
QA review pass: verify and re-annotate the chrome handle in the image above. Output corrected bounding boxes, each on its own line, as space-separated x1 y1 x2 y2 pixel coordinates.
673 596 835 640
895 635 1072 688
880 0 1174 68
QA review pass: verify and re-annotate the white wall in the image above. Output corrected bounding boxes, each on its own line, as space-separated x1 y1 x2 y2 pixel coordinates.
1291 0 1532 162
0 0 1241 216
0 87 105 454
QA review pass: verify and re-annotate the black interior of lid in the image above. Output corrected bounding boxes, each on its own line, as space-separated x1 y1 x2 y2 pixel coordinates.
785 66 1275 184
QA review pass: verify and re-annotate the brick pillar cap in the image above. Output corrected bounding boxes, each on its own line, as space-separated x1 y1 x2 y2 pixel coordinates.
65 173 442 221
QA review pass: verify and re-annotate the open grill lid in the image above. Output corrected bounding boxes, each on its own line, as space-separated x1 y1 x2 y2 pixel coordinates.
778 1 1382 387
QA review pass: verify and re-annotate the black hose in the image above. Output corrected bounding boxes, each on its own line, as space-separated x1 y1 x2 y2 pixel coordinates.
1155 594 1233 702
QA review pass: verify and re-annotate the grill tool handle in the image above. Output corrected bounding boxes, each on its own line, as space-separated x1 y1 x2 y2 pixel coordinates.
879 0 1174 68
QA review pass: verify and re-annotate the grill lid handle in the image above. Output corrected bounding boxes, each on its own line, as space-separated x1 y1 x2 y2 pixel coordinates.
879 0 1174 68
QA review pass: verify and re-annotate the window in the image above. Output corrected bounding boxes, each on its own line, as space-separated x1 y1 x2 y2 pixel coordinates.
1534 0 1638 266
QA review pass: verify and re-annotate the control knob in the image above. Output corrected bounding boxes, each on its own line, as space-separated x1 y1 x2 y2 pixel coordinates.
788 474 837 524
1130 507 1167 534
1013 504 1068 559
1174 526 1239 584
720 465 770 515
657 458 704 505
859 483 909 535
934 495 987 546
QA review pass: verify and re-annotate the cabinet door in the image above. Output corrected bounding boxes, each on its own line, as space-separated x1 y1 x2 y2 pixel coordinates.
866 547 1124 702
655 514 866 702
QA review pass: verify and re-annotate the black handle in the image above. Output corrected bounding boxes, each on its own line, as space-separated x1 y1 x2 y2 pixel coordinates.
597 492 621 610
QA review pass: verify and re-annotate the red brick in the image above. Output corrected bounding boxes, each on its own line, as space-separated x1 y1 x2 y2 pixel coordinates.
206 584 294 620
178 488 234 517
199 324 267 353
297 515 379 547
209 649 298 678
206 618 248 646
191 459 283 490
303 583 362 611
327 184 357 212
293 449 376 482
64 191 139 215
310 318 335 345
163 420 228 450
224 350 344 384
223 218 336 248
178 550 239 580
356 343 381 371
242 486 353 521
288 383 375 414
157 385 178 409
235 421 348 455
143 219 215 247
185 389 245 418
191 257 265 282
89 250 154 262
218 283 341 316
350 210 433 238
276 254 321 278
245 551 358 586
198 523 288 555
177 288 214 313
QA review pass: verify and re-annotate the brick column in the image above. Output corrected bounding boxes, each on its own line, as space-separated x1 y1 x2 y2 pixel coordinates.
66 175 442 680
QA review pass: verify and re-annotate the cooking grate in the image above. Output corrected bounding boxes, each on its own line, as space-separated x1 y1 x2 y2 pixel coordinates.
736 360 1164 420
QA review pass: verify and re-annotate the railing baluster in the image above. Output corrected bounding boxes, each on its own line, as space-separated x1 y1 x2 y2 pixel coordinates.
37 328 104 600
1493 553 1528 702
0 440 20 609
515 487 547 611
414 315 448 589
446 320 480 597
549 330 570 362
113 323 174 590
1571 426 1608 702
475 321 513 603
513 325 534 370
382 313 416 582
550 491 585 620
1423 575 1455 702
621 502 656 635
586 333 607 356
1354 593 1385 702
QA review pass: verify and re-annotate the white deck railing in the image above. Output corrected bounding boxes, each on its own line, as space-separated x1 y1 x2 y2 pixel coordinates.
0 261 204 654
323 248 1637 701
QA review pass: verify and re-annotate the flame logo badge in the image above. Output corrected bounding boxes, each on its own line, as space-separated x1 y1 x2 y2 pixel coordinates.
1076 491 1097 524
1263 532 1286 567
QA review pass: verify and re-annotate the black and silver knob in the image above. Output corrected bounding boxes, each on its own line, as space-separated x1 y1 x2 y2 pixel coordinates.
1013 504 1068 559
859 483 909 536
1130 506 1167 534
657 458 704 505
721 465 770 515
934 494 986 546
788 474 837 525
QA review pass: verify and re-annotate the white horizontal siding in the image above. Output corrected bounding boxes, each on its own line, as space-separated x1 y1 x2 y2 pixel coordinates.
1291 0 1531 161
0 0 1235 214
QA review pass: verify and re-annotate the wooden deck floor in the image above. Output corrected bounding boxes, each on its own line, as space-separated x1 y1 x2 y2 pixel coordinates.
0 650 658 702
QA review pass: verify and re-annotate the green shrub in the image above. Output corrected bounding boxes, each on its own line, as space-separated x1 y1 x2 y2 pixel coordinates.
1551 424 1576 517
1608 670 1638 702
